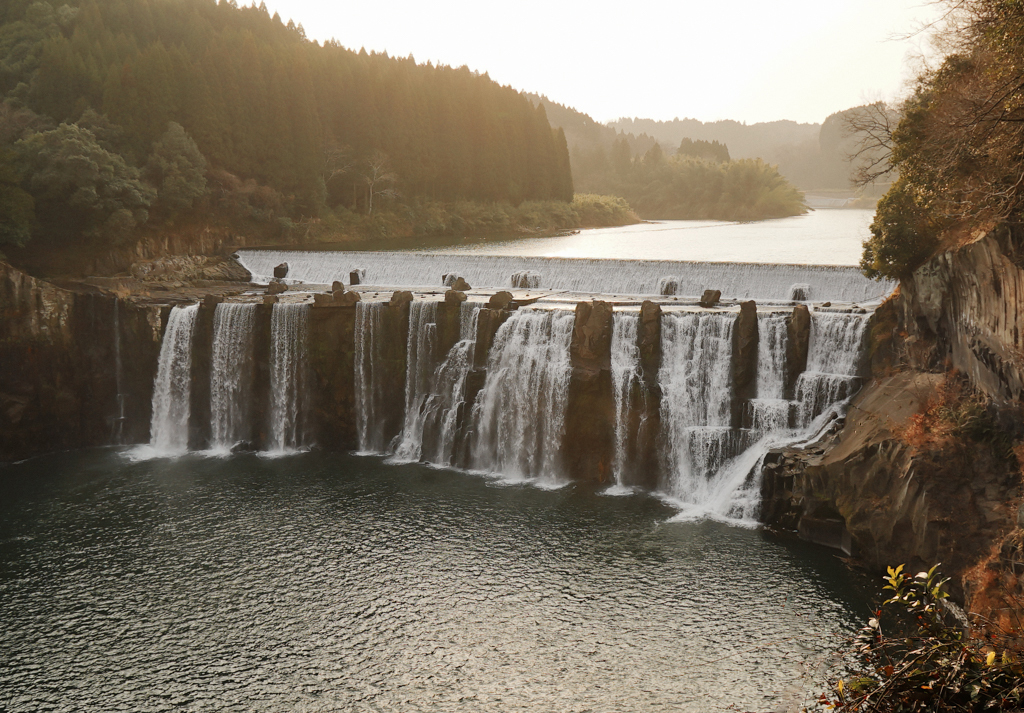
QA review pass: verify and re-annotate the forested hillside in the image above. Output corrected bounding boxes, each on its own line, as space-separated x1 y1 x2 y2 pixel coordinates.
528 96 806 220
0 0 574 253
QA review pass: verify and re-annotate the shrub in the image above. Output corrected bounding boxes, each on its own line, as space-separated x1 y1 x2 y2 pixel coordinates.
823 564 1023 712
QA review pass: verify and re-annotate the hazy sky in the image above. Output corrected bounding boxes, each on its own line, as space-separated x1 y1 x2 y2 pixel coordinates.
262 0 940 126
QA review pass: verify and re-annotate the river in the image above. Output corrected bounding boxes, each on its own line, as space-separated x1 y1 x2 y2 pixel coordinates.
0 449 867 712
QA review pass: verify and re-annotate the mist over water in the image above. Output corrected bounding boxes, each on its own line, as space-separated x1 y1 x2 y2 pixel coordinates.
0 450 868 712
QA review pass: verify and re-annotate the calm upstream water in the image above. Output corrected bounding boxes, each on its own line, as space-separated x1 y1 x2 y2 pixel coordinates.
0 449 868 712
415 209 873 265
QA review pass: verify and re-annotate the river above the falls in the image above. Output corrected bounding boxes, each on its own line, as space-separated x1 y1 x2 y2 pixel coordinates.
1 449 869 712
314 208 874 265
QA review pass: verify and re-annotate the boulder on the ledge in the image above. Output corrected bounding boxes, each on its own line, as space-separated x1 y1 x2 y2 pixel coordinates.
445 289 467 304
350 269 365 285
313 293 335 307
390 290 414 308
274 262 289 279
202 294 223 307
263 295 279 305
699 289 721 308
268 281 287 295
658 276 679 296
334 290 361 306
511 270 541 289
790 283 810 301
452 277 471 291
332 281 345 293
487 291 514 310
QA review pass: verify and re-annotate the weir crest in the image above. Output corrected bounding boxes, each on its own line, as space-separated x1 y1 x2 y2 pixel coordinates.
139 283 873 524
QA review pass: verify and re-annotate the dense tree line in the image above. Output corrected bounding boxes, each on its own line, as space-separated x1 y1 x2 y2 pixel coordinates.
569 138 806 221
0 0 573 249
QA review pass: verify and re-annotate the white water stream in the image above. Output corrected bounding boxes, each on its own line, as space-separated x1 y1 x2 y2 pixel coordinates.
148 304 200 455
209 303 257 451
268 303 309 453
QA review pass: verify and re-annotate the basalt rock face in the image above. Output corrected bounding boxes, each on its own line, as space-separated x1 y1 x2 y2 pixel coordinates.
731 301 758 427
565 301 616 483
785 304 811 398
308 303 358 450
761 372 1020 603
762 226 1024 615
899 225 1024 403
0 262 163 461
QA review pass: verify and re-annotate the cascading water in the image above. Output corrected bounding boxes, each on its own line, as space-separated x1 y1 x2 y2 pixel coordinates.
209 303 257 451
236 250 895 302
796 311 871 427
610 311 641 486
391 301 440 462
750 312 790 434
149 304 200 455
355 301 391 454
469 309 574 484
658 312 738 506
391 302 483 465
267 303 309 453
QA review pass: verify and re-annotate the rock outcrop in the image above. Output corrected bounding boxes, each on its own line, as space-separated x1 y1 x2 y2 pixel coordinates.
0 262 163 460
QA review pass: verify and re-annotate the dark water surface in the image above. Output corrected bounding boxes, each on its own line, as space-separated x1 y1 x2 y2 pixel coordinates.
0 450 867 712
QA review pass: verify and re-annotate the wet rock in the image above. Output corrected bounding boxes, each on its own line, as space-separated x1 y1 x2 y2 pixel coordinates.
452 277 471 291
202 294 223 307
268 281 287 295
273 262 289 279
334 290 361 306
786 304 811 397
487 291 514 310
638 300 662 381
511 270 541 289
474 308 511 369
731 300 758 427
349 269 364 286
790 283 810 301
313 293 335 307
571 300 613 369
699 289 721 308
263 295 279 305
389 290 414 308
658 276 679 296
332 281 345 293
445 289 467 305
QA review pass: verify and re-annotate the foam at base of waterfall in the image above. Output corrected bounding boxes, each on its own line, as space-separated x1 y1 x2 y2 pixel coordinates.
237 250 895 302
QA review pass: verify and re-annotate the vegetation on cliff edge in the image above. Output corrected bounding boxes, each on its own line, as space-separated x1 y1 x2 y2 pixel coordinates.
860 0 1024 279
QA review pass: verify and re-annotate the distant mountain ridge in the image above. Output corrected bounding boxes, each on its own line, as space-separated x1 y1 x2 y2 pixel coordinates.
528 94 871 191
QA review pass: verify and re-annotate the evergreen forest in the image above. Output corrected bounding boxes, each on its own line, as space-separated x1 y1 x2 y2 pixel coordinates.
0 0 575 252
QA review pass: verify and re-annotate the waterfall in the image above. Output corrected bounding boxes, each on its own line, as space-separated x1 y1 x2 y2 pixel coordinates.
355 301 390 453
391 302 483 465
149 304 200 455
659 312 738 505
391 301 440 462
236 250 895 302
268 303 309 453
610 311 641 486
750 312 790 434
469 308 574 484
209 303 257 451
796 311 871 427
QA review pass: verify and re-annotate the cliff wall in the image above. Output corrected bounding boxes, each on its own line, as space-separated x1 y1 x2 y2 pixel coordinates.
762 227 1024 623
0 262 164 460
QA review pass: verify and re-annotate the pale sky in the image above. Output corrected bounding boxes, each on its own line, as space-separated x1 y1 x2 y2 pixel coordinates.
262 0 941 125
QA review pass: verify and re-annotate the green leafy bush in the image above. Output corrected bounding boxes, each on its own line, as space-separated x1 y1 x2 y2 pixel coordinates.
824 564 1023 712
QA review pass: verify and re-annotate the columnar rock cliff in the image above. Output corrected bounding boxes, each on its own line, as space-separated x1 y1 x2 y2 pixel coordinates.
761 226 1024 621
